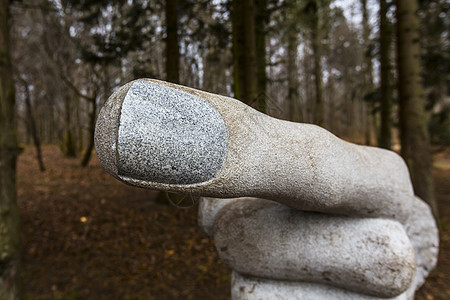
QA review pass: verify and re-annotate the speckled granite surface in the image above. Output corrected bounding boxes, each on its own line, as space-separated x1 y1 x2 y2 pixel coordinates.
117 81 227 184
95 79 438 300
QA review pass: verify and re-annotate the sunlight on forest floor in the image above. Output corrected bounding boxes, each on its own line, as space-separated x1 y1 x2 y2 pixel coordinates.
17 145 449 300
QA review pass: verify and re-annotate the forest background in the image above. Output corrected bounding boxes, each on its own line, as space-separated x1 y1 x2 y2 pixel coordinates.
0 0 449 299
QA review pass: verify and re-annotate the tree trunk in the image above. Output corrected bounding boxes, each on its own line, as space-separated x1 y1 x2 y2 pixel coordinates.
311 1 324 127
62 94 77 157
0 0 23 298
231 0 243 100
242 0 257 104
204 42 218 93
396 0 438 217
20 77 45 171
82 62 109 168
379 0 392 149
361 0 375 145
255 0 268 113
231 0 257 105
76 96 83 154
287 27 300 122
81 95 97 167
165 0 179 84
303 51 314 123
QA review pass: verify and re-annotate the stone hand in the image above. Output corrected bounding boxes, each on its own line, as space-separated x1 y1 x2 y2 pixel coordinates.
95 79 438 299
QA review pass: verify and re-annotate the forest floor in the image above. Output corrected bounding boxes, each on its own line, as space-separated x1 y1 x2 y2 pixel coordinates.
18 145 449 300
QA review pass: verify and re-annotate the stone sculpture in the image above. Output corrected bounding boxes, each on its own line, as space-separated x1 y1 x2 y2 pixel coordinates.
94 79 438 299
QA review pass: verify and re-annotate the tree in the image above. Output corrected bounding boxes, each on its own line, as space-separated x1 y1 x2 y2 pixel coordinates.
0 0 22 298
303 0 329 127
165 0 180 83
419 0 450 146
396 0 438 217
200 2 231 95
360 0 375 145
378 0 393 149
255 0 268 112
284 0 301 121
231 0 258 104
58 0 149 166
311 1 324 126
18 76 45 171
324 5 365 139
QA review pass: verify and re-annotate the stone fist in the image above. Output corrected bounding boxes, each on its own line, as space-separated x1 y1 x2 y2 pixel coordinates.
95 79 438 299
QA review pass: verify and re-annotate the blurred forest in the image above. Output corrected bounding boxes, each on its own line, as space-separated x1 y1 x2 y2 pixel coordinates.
8 0 449 157
0 0 449 299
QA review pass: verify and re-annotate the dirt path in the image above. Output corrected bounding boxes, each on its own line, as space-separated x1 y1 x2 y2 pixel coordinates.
18 146 449 299
417 148 450 299
18 146 230 300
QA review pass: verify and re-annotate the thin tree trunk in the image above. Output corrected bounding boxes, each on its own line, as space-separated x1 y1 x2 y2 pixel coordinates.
231 0 243 99
76 96 83 153
48 102 56 143
242 0 257 104
81 95 97 167
255 0 268 113
311 1 324 126
231 0 257 105
20 77 45 171
62 94 76 157
0 0 23 298
165 0 179 83
302 52 312 123
361 0 375 145
327 73 339 132
379 0 392 149
81 64 108 168
287 28 300 122
204 42 218 93
396 0 438 217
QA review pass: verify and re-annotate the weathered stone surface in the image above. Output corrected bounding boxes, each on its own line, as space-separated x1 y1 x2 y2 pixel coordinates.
94 81 133 179
97 79 415 220
231 272 410 300
199 196 437 299
95 79 439 299
212 198 416 298
110 80 228 184
198 197 239 237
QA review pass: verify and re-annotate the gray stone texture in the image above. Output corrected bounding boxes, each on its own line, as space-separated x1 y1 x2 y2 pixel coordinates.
94 81 133 179
199 194 437 299
97 79 418 220
211 198 416 298
198 197 239 237
231 272 409 300
206 198 416 298
95 79 439 299
116 81 227 184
